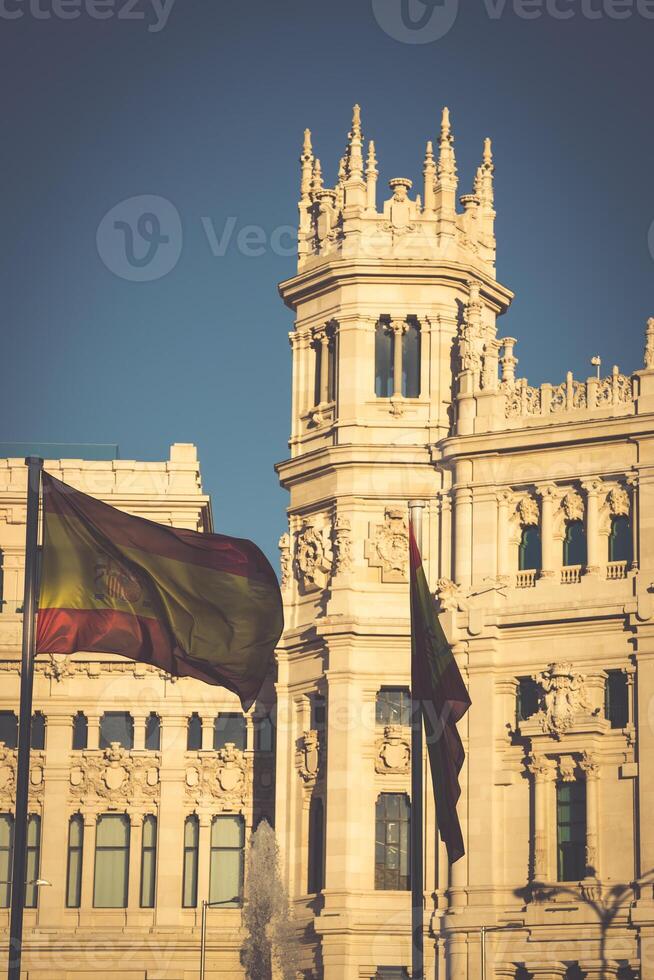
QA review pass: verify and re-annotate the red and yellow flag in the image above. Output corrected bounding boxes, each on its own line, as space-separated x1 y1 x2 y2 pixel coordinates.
36 473 283 710
410 525 470 863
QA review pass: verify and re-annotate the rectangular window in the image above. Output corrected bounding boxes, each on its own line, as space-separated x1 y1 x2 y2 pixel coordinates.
25 814 41 908
375 793 410 891
209 815 245 907
214 713 246 751
557 780 587 881
310 694 326 732
31 712 46 750
182 815 199 908
187 713 202 751
516 677 539 723
100 712 134 749
145 713 161 751
93 814 130 907
66 815 84 908
0 814 14 908
0 712 17 749
254 715 274 753
140 815 157 908
376 970 410 979
72 712 88 750
605 670 629 729
308 797 324 894
376 688 411 726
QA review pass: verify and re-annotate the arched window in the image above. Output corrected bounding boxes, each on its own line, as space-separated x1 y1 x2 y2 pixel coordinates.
31 712 45 750
376 687 411 726
563 520 586 567
187 713 202 751
375 793 410 891
609 515 631 563
93 814 130 908
0 712 17 749
556 779 586 881
402 320 420 398
72 712 88 750
209 815 245 907
0 814 13 908
519 526 542 571
25 814 42 908
375 320 394 397
214 713 246 751
140 814 157 908
100 712 134 749
145 713 161 751
307 797 324 894
66 814 84 908
182 815 199 908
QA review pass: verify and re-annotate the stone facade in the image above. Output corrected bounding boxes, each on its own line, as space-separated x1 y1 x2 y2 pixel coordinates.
274 107 654 980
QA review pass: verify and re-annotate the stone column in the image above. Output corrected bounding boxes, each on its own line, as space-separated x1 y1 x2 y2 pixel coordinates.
445 930 468 980
128 812 143 909
314 327 331 405
133 714 146 751
80 813 96 911
155 713 188 929
454 487 473 588
390 318 408 399
580 752 600 878
536 485 557 578
201 714 214 751
582 479 602 575
197 812 212 904
37 712 74 928
439 490 452 580
527 755 555 881
496 490 513 582
87 714 100 750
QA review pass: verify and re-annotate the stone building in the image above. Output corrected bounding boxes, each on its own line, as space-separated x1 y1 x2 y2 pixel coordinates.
1 107 653 980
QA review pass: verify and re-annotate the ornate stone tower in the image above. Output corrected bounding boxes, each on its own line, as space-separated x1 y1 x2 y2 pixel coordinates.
274 106 513 978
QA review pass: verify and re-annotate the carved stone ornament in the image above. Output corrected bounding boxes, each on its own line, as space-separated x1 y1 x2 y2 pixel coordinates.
558 754 577 782
278 532 292 591
296 730 320 784
534 662 590 738
184 743 249 810
517 495 539 527
69 743 160 805
0 744 44 805
375 725 410 774
561 490 584 522
644 317 654 369
41 653 76 682
295 518 333 592
365 508 409 583
608 486 629 516
435 578 465 613
332 516 352 576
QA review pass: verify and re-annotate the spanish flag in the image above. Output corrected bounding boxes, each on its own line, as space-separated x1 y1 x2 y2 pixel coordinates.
409 525 470 863
36 473 283 710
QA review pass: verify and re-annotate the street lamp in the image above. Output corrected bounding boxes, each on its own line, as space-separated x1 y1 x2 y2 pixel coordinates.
480 922 524 980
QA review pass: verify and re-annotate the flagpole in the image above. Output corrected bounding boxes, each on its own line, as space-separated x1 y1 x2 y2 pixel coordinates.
408 498 426 980
8 456 43 980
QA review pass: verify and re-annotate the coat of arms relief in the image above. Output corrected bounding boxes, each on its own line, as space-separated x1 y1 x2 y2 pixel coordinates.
365 507 409 583
375 725 410 774
69 742 160 805
184 743 250 810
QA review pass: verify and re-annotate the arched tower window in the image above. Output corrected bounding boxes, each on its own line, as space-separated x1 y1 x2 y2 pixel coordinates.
375 320 394 397
609 515 631 563
307 796 324 894
518 526 541 571
187 713 202 751
402 319 420 398
563 520 586 567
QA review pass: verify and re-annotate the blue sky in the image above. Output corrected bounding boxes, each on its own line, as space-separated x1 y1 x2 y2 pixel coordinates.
1 0 652 562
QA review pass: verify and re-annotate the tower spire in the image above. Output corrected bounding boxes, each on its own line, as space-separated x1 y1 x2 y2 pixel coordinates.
347 104 364 181
435 107 457 233
312 157 323 195
300 128 314 205
366 139 378 211
423 139 436 213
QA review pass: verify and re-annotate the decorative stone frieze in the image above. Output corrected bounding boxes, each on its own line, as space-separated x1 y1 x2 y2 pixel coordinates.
435 578 465 612
41 652 76 682
69 743 160 806
608 486 629 516
533 662 589 737
332 516 352 576
516 494 539 527
295 517 333 592
561 490 584 522
375 725 410 774
0 744 45 806
184 743 249 810
557 754 577 782
278 532 292 591
365 508 409 583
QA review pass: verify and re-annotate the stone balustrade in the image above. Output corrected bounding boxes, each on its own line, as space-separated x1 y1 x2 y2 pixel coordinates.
503 366 634 420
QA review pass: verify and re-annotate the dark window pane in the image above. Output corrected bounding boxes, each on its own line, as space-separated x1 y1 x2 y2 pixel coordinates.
25 814 41 908
605 671 629 729
516 677 539 723
254 716 274 753
31 712 45 750
402 321 420 398
182 815 199 908
72 712 88 750
140 815 157 908
187 713 202 751
314 340 322 406
100 712 134 749
310 695 326 732
214 713 246 751
376 688 411 726
94 814 130 907
609 515 632 563
556 779 587 881
145 713 161 751
0 712 17 749
66 814 84 908
209 815 244 907
519 526 542 571
0 814 13 907
376 969 410 979
563 521 586 567
375 793 410 891
375 321 394 398
308 797 324 893
327 332 336 402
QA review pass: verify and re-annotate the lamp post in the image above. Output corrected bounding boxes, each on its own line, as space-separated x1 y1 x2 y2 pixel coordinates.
480 922 523 980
